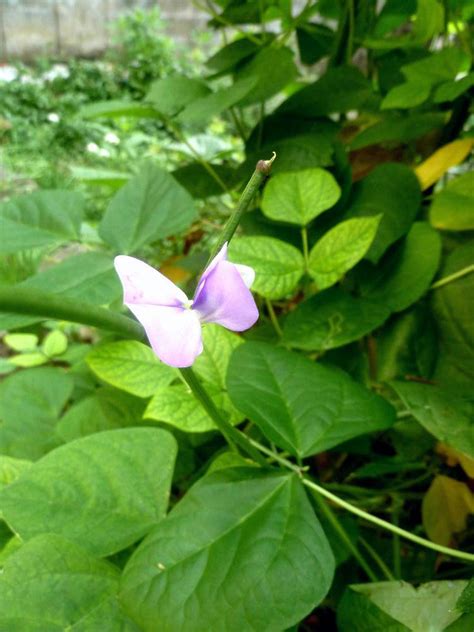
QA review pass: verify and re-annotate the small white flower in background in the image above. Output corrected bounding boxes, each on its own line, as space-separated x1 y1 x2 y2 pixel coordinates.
98 148 111 158
104 132 120 145
42 64 70 82
0 66 18 82
86 142 100 154
47 113 60 123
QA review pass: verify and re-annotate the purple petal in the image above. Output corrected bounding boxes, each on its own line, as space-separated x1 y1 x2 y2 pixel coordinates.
194 242 228 300
126 303 203 367
192 260 259 331
114 255 188 307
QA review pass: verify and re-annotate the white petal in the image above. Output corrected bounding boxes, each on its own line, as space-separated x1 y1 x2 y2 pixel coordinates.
114 255 188 307
234 263 255 289
127 304 203 368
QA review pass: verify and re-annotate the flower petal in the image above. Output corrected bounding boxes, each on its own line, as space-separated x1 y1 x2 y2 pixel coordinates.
126 303 203 368
234 263 255 289
114 255 188 307
194 242 228 301
193 260 259 331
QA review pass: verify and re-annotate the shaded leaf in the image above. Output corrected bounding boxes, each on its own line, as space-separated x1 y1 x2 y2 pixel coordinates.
194 324 243 390
235 46 298 105
344 163 421 263
0 534 120 629
146 76 210 117
362 222 441 312
0 251 121 331
279 66 375 117
0 428 177 556
99 162 197 254
120 468 334 631
283 287 390 351
0 367 73 459
227 342 395 457
177 77 257 126
390 381 474 457
432 242 474 394
0 190 84 254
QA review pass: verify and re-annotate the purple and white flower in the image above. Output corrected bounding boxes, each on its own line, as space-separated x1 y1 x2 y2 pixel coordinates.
114 243 258 368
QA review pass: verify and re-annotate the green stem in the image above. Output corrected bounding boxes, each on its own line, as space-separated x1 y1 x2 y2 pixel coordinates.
206 152 276 265
171 123 231 196
431 264 474 290
229 107 247 143
359 537 396 581
311 491 379 581
0 287 144 340
265 298 283 338
179 368 268 466
301 226 310 272
247 438 474 563
392 499 402 579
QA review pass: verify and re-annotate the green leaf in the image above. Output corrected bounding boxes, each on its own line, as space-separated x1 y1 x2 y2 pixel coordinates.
283 287 390 351
344 163 421 262
0 456 32 489
0 534 120 630
80 100 160 119
57 388 146 442
234 46 298 105
3 333 38 351
401 47 470 85
0 367 73 459
70 166 131 188
0 428 177 556
338 581 468 632
279 66 375 117
146 76 211 117
362 222 441 312
42 330 68 357
144 383 242 433
296 24 334 65
0 190 84 254
228 236 304 299
434 74 474 103
120 468 335 631
70 596 141 631
308 216 381 290
177 77 257 126
0 251 122 331
390 381 474 458
457 579 474 614
432 242 474 394
381 81 431 109
87 340 175 398
350 112 445 150
206 38 261 73
261 168 341 226
99 162 197 254
7 353 46 367
172 163 235 199
194 324 243 390
227 342 395 457
430 172 474 231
